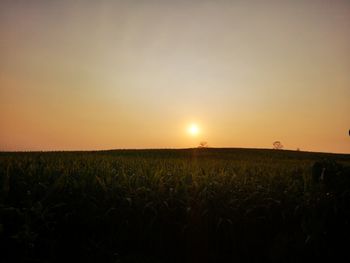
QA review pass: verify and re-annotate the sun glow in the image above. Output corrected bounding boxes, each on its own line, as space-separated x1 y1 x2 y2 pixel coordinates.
188 124 199 136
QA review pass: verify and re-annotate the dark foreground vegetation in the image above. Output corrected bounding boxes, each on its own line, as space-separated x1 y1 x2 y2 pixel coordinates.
1 148 350 263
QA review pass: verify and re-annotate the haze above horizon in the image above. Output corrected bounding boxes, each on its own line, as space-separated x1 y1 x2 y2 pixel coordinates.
1 0 349 153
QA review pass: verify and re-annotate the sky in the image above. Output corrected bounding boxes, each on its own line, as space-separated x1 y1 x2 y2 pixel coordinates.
0 0 349 153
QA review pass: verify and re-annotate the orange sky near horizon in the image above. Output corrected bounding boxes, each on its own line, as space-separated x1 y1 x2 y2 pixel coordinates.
1 0 350 153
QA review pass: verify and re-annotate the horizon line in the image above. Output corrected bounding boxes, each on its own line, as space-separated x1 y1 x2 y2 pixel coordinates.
1 147 349 155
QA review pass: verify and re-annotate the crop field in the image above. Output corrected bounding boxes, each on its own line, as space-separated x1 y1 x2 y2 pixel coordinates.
1 148 350 263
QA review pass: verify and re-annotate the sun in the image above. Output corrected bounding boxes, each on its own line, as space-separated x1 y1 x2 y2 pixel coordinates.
188 124 199 136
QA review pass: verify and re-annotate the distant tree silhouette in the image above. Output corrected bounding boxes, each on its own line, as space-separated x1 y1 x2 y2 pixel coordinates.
198 141 208 148
273 141 283 150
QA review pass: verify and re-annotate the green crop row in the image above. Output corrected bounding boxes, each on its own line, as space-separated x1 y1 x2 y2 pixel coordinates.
0 149 350 263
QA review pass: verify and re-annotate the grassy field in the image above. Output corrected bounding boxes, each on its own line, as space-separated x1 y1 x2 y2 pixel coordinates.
1 148 350 263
